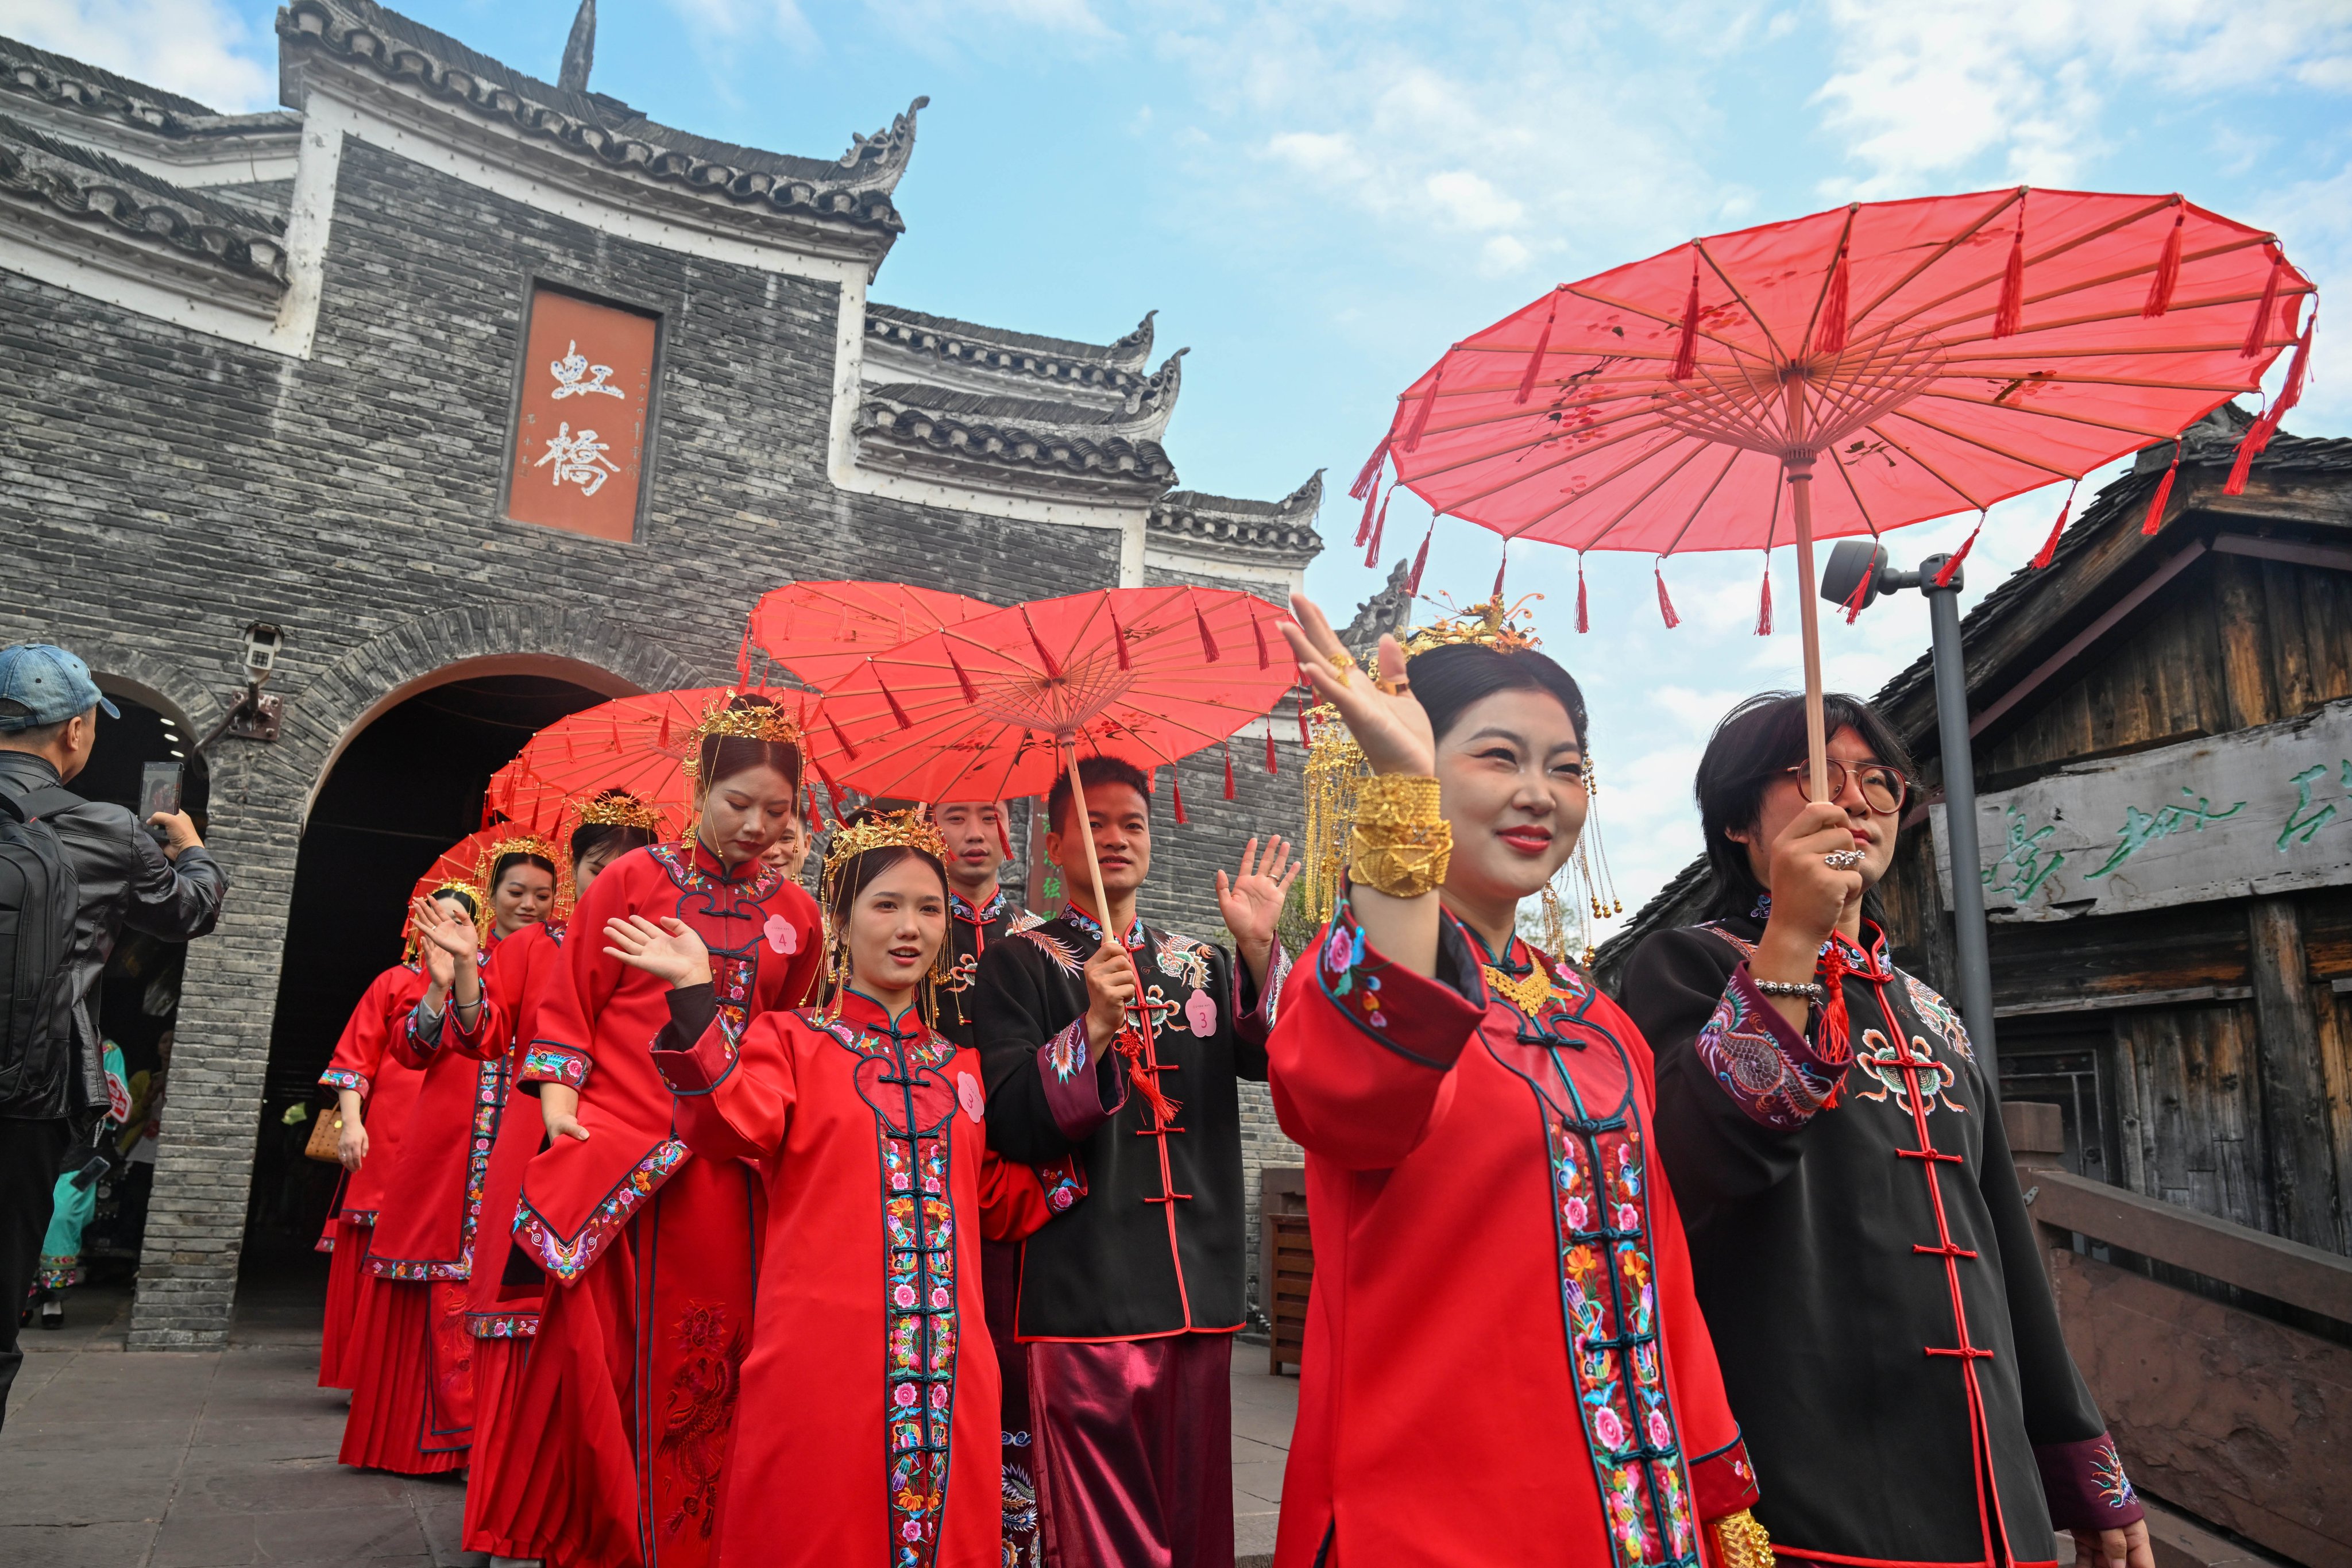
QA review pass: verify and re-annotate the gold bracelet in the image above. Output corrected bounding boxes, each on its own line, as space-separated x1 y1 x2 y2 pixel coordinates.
1712 1510 1775 1568
1348 774 1450 899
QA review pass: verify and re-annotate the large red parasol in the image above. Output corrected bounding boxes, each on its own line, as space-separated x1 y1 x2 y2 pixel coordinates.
744 580 995 693
485 686 793 839
405 825 565 949
1362 186 2316 788
809 586 1297 918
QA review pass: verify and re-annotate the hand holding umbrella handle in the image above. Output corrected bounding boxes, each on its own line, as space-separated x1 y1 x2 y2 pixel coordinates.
1280 591 1435 778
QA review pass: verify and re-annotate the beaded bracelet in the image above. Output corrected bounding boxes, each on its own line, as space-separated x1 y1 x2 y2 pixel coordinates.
1751 977 1825 1003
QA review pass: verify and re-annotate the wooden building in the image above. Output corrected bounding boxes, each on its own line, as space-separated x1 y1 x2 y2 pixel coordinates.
1598 403 2352 1257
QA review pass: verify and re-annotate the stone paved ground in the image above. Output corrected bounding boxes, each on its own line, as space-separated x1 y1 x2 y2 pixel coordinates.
1 1280 1299 1568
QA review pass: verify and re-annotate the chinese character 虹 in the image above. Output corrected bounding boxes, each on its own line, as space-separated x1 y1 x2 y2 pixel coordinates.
536 422 621 496
550 341 623 400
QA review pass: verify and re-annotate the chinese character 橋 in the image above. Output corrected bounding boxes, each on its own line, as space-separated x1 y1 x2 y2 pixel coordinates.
536 422 621 496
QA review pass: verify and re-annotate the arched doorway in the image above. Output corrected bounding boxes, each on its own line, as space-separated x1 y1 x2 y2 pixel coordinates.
240 670 617 1283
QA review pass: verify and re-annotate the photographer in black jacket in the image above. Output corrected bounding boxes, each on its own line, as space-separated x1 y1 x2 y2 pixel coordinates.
0 644 226 1425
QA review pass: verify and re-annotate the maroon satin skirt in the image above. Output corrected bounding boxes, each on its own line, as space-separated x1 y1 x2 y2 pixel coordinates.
1027 1332 1234 1568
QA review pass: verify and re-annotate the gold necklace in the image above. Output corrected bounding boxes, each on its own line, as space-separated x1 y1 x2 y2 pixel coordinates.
1483 963 1554 1017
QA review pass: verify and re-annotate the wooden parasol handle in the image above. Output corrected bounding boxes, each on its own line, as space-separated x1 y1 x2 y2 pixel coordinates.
1060 736 1114 925
1781 377 1830 802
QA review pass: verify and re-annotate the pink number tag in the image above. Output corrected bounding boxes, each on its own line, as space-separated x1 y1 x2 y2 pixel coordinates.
1185 990 1218 1036
765 914 798 955
957 1072 985 1123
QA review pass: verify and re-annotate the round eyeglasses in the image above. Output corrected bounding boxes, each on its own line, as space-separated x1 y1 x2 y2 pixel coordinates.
1781 759 1910 816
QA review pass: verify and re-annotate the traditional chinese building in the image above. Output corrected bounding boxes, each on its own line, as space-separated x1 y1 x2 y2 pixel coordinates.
1598 404 2352 1253
0 0 1325 1346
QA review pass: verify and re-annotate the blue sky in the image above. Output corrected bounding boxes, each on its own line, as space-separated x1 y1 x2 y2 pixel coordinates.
14 0 2350 925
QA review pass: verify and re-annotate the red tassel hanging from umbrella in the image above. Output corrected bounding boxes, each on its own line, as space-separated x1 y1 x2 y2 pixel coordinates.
1575 556 1589 634
1515 290 1559 404
1253 615 1272 671
1993 196 2026 339
1364 486 1392 568
2142 451 2180 535
1021 607 1063 678
1171 770 1188 826
1669 256 1700 381
2242 250 2285 357
1222 746 1235 801
2031 478 2079 569
1193 599 1221 662
1492 547 1508 603
1265 729 1279 774
1654 561 1681 629
1107 599 1132 670
1817 244 1851 356
875 667 915 731
947 648 980 702
996 814 1014 860
1295 694 1312 749
1354 477 1383 551
1407 517 1435 597
1841 561 1874 625
2142 201 2184 318
2227 312 2314 495
735 616 754 686
1403 366 1445 453
1932 512 1987 588
1754 557 1774 636
1350 439 1387 501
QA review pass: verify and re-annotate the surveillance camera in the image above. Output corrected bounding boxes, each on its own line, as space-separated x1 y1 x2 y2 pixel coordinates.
241 622 285 682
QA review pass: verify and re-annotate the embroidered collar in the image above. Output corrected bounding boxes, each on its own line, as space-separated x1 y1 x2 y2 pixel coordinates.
1832 922 1894 982
1060 903 1147 951
951 887 1008 925
835 986 928 1040
654 839 786 900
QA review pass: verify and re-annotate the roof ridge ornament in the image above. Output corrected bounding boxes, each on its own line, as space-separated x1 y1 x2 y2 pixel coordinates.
836 94 928 194
1280 469 1326 519
1124 347 1187 416
558 0 596 94
1107 308 1157 369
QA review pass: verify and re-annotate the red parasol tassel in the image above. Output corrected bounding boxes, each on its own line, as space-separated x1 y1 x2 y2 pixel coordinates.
1295 694 1312 748
1574 557 1589 634
997 815 1014 860
2031 478 2079 568
1223 747 1235 801
735 617 754 686
1515 291 1559 404
1669 257 1700 381
657 712 671 748
1841 554 1874 624
2142 203 2184 318
2226 314 2314 494
1817 245 1851 356
2141 451 2180 535
479 795 493 831
1354 478 1381 549
1654 562 1681 629
1402 366 1444 453
1754 561 1774 636
1993 200 2026 339
947 648 980 702
824 710 861 762
803 780 826 832
825 779 847 824
877 670 914 731
1194 600 1221 662
1364 486 1391 567
1105 600 1131 671
1933 512 1987 588
1493 547 1508 602
1406 519 1434 597
2241 250 2285 357
1350 439 1387 501
1018 608 1063 679
1253 614 1272 671
1265 729 1279 774
1172 771 1187 826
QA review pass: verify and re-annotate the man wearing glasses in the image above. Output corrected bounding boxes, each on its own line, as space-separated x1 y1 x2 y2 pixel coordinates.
1621 690 2154 1568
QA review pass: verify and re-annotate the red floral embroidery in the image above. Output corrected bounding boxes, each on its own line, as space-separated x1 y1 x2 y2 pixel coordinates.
658 1302 747 1542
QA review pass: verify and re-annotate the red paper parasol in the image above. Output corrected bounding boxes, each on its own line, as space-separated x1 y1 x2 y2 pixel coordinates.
485 686 797 840
744 580 997 693
1362 186 2316 787
404 825 565 951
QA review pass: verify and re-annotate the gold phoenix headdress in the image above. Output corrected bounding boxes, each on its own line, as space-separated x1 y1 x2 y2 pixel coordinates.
680 694 802 779
475 831 570 921
574 791 666 832
407 878 490 959
816 806 955 1024
1299 594 1620 962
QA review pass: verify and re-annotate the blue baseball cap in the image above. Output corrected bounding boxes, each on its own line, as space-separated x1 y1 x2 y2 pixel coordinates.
0 643 120 732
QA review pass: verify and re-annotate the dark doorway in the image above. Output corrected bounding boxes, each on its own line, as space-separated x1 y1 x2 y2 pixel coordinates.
242 673 613 1268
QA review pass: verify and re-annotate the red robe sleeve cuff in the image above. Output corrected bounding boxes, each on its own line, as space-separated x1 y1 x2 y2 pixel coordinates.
317 1068 370 1098
1036 1018 1127 1142
2035 1432 2145 1532
1036 1151 1086 1216
1235 941 1291 1041
1693 964 1851 1130
519 1042 592 1091
1687 1433 1763 1520
1310 899 1485 1069
651 1016 741 1096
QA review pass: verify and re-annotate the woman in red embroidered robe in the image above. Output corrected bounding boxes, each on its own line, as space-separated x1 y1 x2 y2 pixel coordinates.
341 847 557 1474
461 798 661 1560
482 701 822 1568
1265 594 1766 1568
611 807 1058 1568
314 952 432 1391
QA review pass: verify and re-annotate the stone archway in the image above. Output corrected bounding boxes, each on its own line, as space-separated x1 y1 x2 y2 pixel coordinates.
128 605 707 1349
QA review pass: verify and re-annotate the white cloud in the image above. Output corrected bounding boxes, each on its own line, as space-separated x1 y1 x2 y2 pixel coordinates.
0 0 274 113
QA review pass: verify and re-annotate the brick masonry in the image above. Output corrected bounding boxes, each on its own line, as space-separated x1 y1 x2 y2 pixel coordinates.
1 136 1312 1345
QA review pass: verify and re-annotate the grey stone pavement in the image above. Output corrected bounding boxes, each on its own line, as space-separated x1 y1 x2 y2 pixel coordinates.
1 1279 1300 1567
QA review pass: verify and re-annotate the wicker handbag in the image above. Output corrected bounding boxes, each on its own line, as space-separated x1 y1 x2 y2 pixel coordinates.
303 1104 345 1164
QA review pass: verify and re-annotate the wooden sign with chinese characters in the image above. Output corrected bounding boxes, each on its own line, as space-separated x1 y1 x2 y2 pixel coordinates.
507 286 657 542
1931 698 2352 922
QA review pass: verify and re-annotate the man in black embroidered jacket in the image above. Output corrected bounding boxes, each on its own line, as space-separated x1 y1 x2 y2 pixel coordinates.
974 756 1293 1568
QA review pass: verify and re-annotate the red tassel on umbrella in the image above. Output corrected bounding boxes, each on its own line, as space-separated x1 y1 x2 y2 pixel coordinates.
1654 562 1681 629
1492 548 1509 603
1993 199 2026 339
1265 729 1279 774
1364 487 1392 568
1515 291 1559 404
1222 747 1235 801
1817 245 1851 356
657 712 671 748
1670 256 1700 381
1350 439 1387 501
1021 607 1063 678
1933 512 1986 588
997 815 1014 860
1295 695 1312 748
2141 451 2180 536
1194 600 1221 662
1172 772 1188 826
824 710 861 762
1574 556 1589 634
1253 615 1272 671
735 617 754 686
2142 203 2184 318
803 781 825 832
1754 560 1774 636
947 648 980 702
1407 518 1434 597
1403 366 1445 453
2031 478 2079 569
876 669 914 731
1841 557 1874 624
2227 314 2314 494
1107 600 1131 670
2241 250 2285 357
1354 477 1382 547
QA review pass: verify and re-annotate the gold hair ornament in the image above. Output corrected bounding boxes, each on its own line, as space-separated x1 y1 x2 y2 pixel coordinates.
680 693 802 779
475 832 569 921
407 878 490 959
816 806 955 1024
573 793 666 832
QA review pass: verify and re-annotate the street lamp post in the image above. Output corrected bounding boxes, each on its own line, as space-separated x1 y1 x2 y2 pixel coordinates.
1819 542 2000 1088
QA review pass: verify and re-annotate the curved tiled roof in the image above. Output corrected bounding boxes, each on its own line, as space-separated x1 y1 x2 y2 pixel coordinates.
864 347 1184 434
279 0 917 232
0 34 299 142
0 110 286 284
854 392 1177 497
866 303 1157 380
1149 470 1325 563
